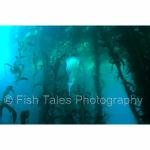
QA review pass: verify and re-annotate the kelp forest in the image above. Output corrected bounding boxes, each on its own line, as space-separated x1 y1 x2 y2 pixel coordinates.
0 26 150 124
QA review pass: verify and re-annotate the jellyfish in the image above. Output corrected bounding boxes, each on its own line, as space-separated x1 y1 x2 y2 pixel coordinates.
66 56 80 96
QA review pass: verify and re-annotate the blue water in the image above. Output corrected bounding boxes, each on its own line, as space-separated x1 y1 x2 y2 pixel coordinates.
0 26 138 124
100 60 137 124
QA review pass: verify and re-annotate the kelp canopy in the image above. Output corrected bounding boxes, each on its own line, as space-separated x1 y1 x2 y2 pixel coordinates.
0 26 149 124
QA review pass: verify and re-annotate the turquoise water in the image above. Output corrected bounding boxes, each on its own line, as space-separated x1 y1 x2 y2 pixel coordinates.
0 26 141 124
100 60 137 124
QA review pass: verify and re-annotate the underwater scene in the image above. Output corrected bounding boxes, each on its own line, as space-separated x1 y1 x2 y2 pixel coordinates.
0 26 150 124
